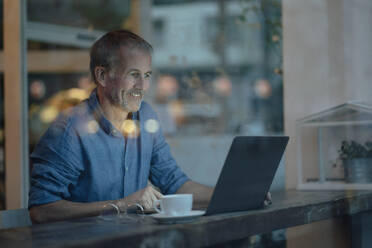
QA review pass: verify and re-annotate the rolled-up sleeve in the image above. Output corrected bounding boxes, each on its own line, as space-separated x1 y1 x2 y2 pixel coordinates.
149 116 189 195
29 120 83 208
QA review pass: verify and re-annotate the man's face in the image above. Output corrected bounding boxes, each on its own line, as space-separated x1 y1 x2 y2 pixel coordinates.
104 47 152 113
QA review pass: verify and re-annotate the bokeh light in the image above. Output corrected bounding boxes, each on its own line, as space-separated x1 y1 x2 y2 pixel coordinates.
272 35 280 42
156 75 179 101
254 79 272 99
145 119 159 133
86 120 99 134
213 76 232 97
168 101 185 125
121 120 139 137
66 88 90 100
40 106 59 123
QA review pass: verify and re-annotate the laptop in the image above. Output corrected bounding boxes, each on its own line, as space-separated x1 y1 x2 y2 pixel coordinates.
204 136 289 216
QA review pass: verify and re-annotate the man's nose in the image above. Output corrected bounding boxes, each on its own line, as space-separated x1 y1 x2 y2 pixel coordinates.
135 76 145 89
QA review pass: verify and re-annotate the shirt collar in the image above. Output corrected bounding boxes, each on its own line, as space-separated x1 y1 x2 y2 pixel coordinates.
88 88 138 137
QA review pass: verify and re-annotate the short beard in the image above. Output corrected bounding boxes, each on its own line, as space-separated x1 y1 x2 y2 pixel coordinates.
120 90 130 110
123 89 144 112
107 88 121 107
107 88 143 113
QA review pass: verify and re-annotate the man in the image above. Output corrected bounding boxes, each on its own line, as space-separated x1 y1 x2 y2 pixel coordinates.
29 30 213 223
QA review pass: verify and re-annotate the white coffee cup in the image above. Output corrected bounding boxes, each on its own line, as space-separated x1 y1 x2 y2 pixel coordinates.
153 194 193 216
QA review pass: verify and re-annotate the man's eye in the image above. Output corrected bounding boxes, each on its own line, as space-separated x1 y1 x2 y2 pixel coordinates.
130 72 140 78
145 73 152 79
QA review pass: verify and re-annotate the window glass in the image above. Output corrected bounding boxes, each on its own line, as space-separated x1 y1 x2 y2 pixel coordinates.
11 0 372 246
26 0 283 195
26 1 284 245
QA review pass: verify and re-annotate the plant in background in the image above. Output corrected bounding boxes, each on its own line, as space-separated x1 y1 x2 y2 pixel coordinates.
338 141 372 183
338 140 372 159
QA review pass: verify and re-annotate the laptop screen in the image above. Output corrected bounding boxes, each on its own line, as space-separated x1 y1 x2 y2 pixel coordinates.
205 136 289 215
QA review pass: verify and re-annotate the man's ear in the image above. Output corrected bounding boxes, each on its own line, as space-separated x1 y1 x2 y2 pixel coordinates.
94 66 107 87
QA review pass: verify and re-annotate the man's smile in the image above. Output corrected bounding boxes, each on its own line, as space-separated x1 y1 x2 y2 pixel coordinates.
123 89 144 100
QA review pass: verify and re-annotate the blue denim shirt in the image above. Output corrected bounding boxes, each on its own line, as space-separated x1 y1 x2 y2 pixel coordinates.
29 89 189 208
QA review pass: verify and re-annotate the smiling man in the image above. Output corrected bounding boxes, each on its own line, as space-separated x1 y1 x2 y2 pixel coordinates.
28 30 213 223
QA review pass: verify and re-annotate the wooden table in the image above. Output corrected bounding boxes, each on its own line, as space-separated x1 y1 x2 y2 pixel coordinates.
1 190 372 248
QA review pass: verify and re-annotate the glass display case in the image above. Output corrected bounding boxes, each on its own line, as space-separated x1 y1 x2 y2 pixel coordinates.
296 101 372 190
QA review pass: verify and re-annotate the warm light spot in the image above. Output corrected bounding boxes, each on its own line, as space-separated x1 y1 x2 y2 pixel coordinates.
169 101 185 123
213 76 232 97
40 106 59 123
156 75 179 100
254 79 272 99
121 120 137 134
87 120 99 134
272 35 280 42
145 119 159 133
66 88 89 100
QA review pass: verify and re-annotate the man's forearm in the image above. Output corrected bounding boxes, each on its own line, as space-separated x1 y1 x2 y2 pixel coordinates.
29 185 163 224
29 199 120 224
176 180 214 209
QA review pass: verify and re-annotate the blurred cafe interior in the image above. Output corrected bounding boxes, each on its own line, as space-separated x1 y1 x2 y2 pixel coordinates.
0 0 372 247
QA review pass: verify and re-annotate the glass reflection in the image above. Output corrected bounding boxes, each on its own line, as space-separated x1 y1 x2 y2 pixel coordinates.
26 0 283 246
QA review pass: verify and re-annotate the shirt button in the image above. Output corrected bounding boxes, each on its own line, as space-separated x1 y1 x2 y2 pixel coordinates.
125 167 128 171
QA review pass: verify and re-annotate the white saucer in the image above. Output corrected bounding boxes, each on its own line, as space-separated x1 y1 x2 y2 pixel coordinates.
151 210 205 224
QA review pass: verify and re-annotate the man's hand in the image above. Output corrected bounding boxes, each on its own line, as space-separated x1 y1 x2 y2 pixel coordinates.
263 192 272 207
120 186 163 210
176 181 213 209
